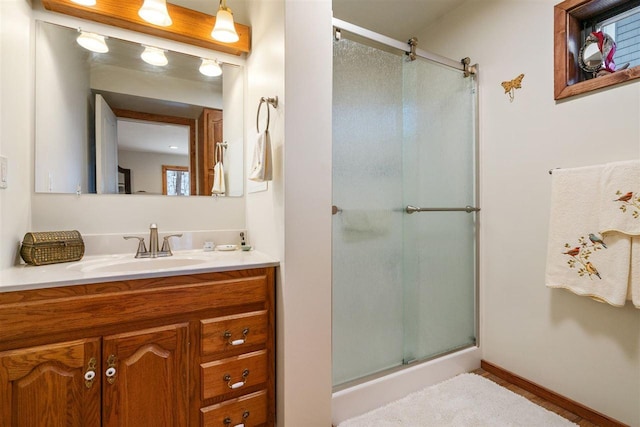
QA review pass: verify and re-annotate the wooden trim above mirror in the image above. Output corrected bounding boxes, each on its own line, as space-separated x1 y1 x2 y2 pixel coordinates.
42 0 250 56
554 0 640 100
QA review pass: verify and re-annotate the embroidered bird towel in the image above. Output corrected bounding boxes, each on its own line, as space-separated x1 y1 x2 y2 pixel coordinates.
211 144 226 196
249 130 273 182
545 165 632 307
599 160 640 235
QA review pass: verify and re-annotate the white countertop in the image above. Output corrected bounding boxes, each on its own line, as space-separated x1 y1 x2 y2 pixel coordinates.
0 249 279 293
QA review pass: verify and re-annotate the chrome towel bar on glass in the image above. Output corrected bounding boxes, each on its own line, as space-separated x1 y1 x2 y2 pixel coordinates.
405 205 480 214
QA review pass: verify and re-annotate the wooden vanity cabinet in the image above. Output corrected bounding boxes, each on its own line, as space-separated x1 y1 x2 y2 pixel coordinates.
0 267 276 427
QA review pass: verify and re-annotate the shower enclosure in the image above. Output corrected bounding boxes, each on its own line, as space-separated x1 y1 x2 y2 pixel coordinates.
332 20 479 389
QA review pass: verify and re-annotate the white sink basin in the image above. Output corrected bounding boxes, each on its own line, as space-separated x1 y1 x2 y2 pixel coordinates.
68 255 210 274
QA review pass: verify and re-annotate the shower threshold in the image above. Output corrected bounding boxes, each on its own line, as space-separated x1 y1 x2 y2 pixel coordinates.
333 342 477 392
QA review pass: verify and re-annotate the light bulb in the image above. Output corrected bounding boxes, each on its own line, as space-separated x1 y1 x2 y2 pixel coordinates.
199 59 222 77
76 31 108 53
141 46 168 66
211 4 239 43
138 0 173 27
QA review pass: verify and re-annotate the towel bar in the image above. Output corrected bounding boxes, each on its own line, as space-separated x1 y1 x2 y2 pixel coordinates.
256 96 279 133
406 205 480 214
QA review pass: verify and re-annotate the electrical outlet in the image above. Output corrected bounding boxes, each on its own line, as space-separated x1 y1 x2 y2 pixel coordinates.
0 156 7 189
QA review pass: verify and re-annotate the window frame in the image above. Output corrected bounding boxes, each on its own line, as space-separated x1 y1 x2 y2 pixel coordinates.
554 0 640 100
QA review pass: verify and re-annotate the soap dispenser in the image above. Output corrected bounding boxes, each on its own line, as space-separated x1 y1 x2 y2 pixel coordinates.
240 232 251 251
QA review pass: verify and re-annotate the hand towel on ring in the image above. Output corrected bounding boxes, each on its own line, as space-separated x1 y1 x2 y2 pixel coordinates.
249 130 273 182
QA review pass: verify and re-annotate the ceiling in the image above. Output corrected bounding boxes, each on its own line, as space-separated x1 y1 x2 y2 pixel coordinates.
331 0 468 42
170 0 466 43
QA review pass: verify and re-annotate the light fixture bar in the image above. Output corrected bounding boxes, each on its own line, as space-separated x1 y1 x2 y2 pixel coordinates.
42 0 250 55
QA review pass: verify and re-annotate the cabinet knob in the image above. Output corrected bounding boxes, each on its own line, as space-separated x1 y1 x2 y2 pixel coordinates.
223 410 250 426
223 369 249 389
223 328 249 346
105 354 117 384
84 357 97 388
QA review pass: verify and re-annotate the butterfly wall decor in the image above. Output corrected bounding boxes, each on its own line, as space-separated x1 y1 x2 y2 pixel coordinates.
501 73 524 102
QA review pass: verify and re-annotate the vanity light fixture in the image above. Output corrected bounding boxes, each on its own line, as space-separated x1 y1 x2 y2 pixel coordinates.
76 30 109 53
70 0 96 5
211 0 239 43
199 58 222 77
141 46 168 66
138 0 173 27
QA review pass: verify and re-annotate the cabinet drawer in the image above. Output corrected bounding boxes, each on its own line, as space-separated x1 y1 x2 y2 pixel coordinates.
201 311 268 356
201 390 267 427
202 350 268 400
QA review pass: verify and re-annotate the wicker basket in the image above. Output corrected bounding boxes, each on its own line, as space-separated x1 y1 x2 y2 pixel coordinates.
20 230 85 266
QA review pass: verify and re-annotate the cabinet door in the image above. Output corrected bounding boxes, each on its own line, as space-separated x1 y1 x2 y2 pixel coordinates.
102 323 189 427
197 108 223 195
0 338 101 427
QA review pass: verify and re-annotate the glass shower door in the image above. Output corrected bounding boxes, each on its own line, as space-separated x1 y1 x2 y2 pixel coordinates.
332 38 405 386
401 58 477 364
332 35 478 387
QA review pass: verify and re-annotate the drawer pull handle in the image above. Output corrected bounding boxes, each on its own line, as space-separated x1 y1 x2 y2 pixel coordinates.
224 328 250 346
223 369 249 389
84 357 97 388
223 411 250 426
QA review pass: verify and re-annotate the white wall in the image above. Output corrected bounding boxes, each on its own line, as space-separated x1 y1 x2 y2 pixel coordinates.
0 0 33 269
118 149 188 195
420 1 640 425
91 64 223 109
35 21 90 193
245 0 333 424
222 63 244 197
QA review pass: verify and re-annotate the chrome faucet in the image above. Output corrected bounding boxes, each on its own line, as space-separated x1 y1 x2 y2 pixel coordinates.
124 224 182 258
149 223 159 257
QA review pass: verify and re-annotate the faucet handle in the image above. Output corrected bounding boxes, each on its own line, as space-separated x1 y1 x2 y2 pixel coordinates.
123 236 147 258
160 234 183 255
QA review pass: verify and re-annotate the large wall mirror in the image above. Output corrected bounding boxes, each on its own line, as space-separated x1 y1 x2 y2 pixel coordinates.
34 20 244 197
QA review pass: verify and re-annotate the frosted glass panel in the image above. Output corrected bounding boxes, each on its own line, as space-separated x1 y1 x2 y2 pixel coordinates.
402 58 477 362
332 35 477 387
332 39 405 386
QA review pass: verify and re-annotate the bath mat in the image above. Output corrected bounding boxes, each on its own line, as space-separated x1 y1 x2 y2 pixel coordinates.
337 373 577 427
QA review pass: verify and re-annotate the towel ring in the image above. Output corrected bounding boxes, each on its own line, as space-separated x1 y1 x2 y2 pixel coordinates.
256 96 278 133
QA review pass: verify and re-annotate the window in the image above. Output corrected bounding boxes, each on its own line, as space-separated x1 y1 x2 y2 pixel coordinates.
554 0 640 100
162 165 190 196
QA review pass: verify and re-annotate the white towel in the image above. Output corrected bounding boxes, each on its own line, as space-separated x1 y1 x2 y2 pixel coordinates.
211 161 226 195
599 160 640 235
545 165 632 306
249 130 273 182
211 144 226 195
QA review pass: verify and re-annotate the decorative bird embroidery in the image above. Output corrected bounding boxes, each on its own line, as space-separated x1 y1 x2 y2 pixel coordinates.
614 191 633 202
563 247 580 257
585 262 601 279
588 233 607 248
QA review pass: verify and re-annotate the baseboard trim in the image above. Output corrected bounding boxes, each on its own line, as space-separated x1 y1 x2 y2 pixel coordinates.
481 360 629 427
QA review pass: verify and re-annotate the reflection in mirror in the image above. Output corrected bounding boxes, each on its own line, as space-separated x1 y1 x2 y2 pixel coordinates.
34 20 244 196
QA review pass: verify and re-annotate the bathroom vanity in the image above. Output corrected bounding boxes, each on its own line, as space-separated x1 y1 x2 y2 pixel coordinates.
0 253 277 427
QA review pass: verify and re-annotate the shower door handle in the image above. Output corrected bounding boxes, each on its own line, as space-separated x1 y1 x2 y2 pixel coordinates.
405 205 480 214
